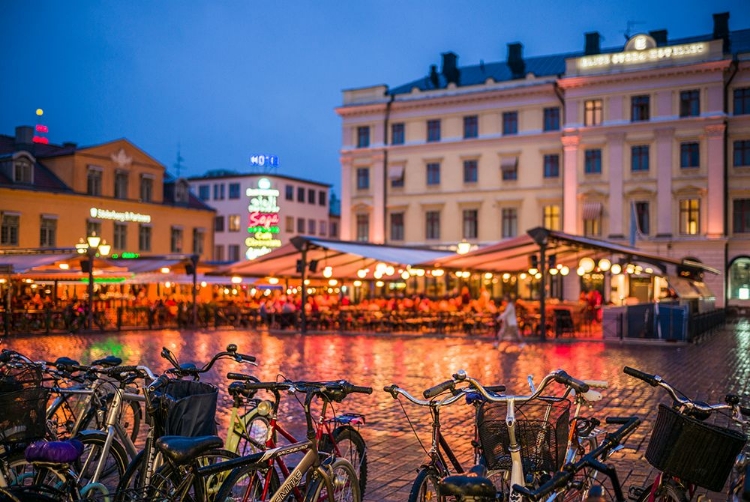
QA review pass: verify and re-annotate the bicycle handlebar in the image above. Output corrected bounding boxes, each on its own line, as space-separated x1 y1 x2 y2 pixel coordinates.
423 379 455 399
451 368 589 405
383 384 467 407
160 344 257 378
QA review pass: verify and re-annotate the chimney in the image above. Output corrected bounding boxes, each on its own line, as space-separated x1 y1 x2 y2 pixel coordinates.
507 43 525 79
14 126 34 150
649 30 668 46
713 12 730 52
63 141 77 149
584 32 601 55
441 52 459 85
429 65 440 88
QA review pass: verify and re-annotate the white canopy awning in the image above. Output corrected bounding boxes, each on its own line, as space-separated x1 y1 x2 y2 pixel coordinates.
582 202 603 220
0 252 78 273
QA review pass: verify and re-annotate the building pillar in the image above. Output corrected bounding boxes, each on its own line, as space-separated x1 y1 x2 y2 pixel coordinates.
705 124 726 238
562 135 580 234
340 157 352 240
655 128 674 237
371 153 386 243
607 132 625 238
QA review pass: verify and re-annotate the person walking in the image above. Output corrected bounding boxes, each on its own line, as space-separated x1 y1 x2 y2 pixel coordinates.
494 295 525 348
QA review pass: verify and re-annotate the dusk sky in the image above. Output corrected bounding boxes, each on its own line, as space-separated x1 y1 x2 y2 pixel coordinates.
3 1 749 197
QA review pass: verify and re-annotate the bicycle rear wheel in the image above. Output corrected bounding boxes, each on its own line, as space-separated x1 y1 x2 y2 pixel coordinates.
213 462 281 502
304 457 361 502
319 426 368 497
150 448 238 502
408 466 441 502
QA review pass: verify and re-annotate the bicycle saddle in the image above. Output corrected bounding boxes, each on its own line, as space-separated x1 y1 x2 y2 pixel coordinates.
156 435 223 466
438 465 496 498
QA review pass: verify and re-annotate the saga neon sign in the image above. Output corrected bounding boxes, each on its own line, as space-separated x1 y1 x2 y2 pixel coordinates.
245 178 282 260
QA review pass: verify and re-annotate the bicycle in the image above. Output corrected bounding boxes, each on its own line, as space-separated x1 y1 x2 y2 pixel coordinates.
624 366 749 502
383 377 506 502
220 374 372 499
212 378 370 502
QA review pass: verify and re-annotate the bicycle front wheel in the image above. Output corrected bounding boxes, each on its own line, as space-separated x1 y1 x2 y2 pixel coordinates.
76 430 129 495
236 414 270 456
635 479 689 502
213 462 280 502
150 448 238 502
407 466 441 502
319 426 368 497
304 457 361 502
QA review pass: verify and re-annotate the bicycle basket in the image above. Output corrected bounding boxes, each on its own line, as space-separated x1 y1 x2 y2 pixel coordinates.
0 387 50 444
645 403 747 492
477 397 570 473
0 364 44 392
152 379 218 437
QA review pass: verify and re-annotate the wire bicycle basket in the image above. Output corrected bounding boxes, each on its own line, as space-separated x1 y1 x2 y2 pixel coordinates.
0 387 51 444
477 396 570 473
645 403 747 492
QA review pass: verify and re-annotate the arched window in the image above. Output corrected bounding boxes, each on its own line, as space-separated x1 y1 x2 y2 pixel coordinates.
728 257 750 300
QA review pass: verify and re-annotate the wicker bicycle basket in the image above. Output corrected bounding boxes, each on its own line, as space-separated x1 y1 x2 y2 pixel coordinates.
0 387 50 444
645 403 747 492
152 379 218 437
477 397 570 473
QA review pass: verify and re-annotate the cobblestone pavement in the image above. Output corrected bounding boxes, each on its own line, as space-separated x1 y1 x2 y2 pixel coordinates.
3 319 749 501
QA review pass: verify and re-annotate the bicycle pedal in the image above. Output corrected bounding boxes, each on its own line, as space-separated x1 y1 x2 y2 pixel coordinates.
628 486 645 500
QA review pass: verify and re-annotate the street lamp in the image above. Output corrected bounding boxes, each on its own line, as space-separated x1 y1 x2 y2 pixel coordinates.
77 233 110 329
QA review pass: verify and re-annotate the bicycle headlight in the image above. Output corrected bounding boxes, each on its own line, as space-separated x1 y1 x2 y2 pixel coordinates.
256 400 272 416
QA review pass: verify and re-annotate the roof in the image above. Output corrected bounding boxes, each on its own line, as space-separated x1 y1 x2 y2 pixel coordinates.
388 28 750 95
187 171 332 188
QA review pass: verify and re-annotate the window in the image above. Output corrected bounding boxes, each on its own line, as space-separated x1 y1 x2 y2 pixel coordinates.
86 221 101 240
501 208 517 238
584 99 603 126
228 245 240 262
285 185 294 201
390 213 404 241
734 87 750 115
13 158 32 183
170 227 183 253
308 219 316 235
501 158 518 181
425 211 440 240
330 221 339 238
214 245 224 261
680 142 700 168
729 257 750 300
426 163 440 185
228 214 241 232
390 165 405 188
198 185 210 200
212 183 224 201
679 199 700 235
462 209 478 239
631 145 650 172
115 171 128 199
318 191 326 206
356 126 370 148
308 189 315 204
319 220 327 236
138 225 152 252
631 95 650 122
192 229 204 255
427 119 441 142
140 176 153 202
228 183 241 199
214 215 225 232
40 217 56 247
87 168 102 196
584 149 602 174
391 123 405 145
543 205 560 230
114 223 127 250
286 216 294 232
174 181 189 203
2 214 20 245
734 140 750 167
502 111 518 135
297 217 305 233
463 160 478 183
543 107 560 131
680 90 700 118
297 187 305 202
543 154 560 178
583 208 601 236
463 115 478 139
734 199 750 233
356 168 370 190
356 214 369 242
635 202 650 235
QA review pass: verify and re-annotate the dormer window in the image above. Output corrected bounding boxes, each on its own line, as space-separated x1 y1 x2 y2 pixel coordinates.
174 180 189 203
14 157 33 184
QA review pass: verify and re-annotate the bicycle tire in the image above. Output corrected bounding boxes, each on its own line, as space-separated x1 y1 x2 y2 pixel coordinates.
635 479 690 502
728 460 748 502
212 461 281 502
5 450 68 491
0 485 62 502
237 413 270 456
408 466 442 502
76 429 129 494
304 457 361 502
113 449 147 502
149 448 238 502
80 396 142 444
319 426 368 497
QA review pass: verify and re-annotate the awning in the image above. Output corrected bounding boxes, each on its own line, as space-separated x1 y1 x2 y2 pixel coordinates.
111 258 186 274
582 202 603 220
500 157 518 171
0 252 78 274
388 165 405 180
122 272 255 285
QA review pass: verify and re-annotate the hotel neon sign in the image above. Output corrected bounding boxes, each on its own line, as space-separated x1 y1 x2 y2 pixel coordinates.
578 35 706 70
245 178 282 260
90 207 151 223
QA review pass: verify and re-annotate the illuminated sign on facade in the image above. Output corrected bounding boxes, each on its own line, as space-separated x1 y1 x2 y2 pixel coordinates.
245 178 282 260
249 155 279 168
90 207 151 223
578 35 706 70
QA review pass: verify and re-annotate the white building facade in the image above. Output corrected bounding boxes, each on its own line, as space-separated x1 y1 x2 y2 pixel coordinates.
336 12 750 310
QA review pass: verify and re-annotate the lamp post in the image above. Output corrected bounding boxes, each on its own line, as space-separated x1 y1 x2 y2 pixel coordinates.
76 233 110 330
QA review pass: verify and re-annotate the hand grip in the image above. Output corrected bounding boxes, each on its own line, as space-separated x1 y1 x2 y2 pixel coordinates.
383 384 399 398
623 366 659 386
237 353 256 363
583 379 608 389
227 372 256 381
148 374 170 392
348 384 373 395
555 370 589 394
423 379 455 399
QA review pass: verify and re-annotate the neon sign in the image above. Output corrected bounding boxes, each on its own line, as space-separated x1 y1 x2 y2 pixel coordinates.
250 155 279 168
90 207 151 223
578 36 707 70
245 178 282 260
